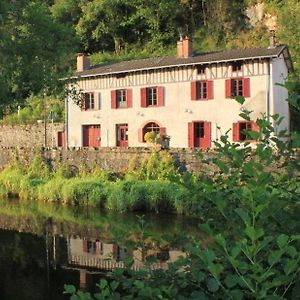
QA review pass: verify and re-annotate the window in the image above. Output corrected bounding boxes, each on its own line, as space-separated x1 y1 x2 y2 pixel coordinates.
140 122 166 142
111 89 132 109
82 92 94 110
232 61 243 72
231 79 243 97
191 80 213 100
233 121 259 142
197 65 206 75
141 87 164 107
225 78 250 98
195 122 205 138
146 87 157 106
116 89 127 108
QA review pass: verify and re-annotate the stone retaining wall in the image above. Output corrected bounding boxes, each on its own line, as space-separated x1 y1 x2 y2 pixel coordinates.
0 123 64 148
0 147 214 174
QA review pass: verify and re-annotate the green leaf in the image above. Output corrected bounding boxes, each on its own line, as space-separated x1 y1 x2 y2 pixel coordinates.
235 208 251 226
229 289 244 300
245 226 264 242
64 284 76 295
196 271 206 283
225 274 238 288
284 258 299 275
231 246 241 258
206 277 219 293
276 234 289 248
234 96 245 105
110 281 119 291
99 279 108 290
215 234 226 249
190 291 209 300
286 246 298 258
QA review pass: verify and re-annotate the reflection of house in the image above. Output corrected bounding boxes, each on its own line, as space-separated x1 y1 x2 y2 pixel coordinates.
66 237 185 272
66 36 292 148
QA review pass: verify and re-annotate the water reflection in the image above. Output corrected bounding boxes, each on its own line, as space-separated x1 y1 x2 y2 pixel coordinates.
0 200 199 300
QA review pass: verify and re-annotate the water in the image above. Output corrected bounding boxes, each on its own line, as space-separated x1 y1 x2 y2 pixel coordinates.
0 200 200 300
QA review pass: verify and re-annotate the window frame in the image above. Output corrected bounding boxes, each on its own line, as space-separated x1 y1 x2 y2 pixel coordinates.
82 92 95 110
146 87 158 106
116 89 127 108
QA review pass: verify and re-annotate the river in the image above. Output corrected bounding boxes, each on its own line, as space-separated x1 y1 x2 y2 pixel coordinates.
0 200 201 300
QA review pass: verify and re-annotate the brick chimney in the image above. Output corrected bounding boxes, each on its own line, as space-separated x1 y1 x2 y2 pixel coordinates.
77 53 90 72
177 37 192 58
268 30 276 49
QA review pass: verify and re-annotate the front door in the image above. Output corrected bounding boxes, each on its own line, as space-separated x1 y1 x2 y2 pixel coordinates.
116 124 128 147
82 125 101 147
188 121 211 148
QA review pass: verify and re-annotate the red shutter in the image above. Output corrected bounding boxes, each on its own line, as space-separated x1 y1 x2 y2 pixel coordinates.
225 79 232 98
111 90 117 109
157 87 164 106
138 128 144 143
141 88 147 107
191 82 197 100
204 121 211 148
159 127 166 136
127 89 132 108
233 123 239 142
83 240 88 252
207 80 214 100
188 122 194 147
112 244 118 254
243 78 250 97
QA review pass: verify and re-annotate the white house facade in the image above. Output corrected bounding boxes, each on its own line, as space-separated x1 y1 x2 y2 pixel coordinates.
65 38 292 149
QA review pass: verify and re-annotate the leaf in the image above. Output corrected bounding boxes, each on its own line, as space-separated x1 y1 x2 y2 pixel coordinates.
225 274 238 288
286 246 298 258
64 284 76 295
235 208 251 226
235 96 245 105
99 279 108 290
190 291 209 300
110 281 119 292
206 277 219 293
229 289 244 300
231 246 241 259
245 226 264 242
276 234 289 248
215 234 226 249
196 271 206 283
284 258 299 275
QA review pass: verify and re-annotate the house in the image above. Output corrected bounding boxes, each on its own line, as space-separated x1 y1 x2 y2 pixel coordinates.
65 37 292 148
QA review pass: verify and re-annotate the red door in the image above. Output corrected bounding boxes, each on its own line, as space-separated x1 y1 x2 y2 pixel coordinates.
188 121 211 148
117 124 128 147
57 131 65 147
83 125 101 147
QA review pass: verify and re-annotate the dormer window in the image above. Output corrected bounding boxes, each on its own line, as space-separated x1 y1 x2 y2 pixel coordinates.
197 65 207 75
232 61 243 72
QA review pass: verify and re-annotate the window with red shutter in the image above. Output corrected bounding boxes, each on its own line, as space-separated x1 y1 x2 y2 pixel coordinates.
141 87 164 107
226 78 250 98
191 81 213 100
233 121 259 142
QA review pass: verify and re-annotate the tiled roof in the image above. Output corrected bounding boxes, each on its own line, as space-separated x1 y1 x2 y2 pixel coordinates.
75 45 292 78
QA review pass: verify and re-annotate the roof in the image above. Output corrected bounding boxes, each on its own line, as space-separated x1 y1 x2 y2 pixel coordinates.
75 45 293 78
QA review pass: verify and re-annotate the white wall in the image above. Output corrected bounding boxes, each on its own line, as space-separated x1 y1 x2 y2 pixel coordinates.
67 58 289 148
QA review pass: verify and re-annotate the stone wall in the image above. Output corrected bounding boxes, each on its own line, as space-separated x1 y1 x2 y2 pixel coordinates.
0 147 214 174
0 123 64 148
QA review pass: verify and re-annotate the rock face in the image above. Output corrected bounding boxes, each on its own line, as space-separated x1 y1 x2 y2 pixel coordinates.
246 2 277 30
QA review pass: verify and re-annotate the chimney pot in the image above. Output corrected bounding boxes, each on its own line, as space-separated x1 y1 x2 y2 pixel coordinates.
77 53 90 72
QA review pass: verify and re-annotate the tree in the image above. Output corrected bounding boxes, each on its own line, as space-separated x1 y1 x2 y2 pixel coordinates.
0 0 76 116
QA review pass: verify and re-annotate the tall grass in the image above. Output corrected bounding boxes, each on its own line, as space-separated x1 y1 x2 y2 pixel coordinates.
0 150 202 215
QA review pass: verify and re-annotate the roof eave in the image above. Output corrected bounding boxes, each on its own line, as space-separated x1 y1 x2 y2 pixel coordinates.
75 53 286 79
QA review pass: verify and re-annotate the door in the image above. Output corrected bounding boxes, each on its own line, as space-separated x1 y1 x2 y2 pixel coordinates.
116 124 128 147
188 121 211 148
82 125 101 147
57 131 65 147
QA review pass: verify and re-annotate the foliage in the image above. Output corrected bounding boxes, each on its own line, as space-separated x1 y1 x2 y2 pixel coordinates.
0 0 76 116
0 95 65 125
64 97 300 299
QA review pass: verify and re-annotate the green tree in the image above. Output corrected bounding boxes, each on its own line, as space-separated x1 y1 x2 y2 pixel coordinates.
0 0 76 116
